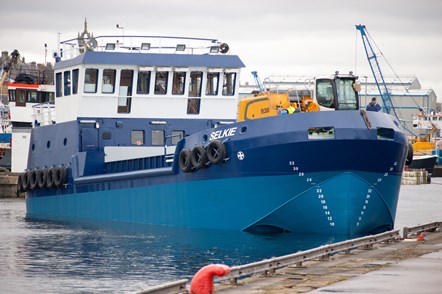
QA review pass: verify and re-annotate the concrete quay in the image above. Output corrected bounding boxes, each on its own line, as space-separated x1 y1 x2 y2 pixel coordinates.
215 230 442 293
0 171 21 198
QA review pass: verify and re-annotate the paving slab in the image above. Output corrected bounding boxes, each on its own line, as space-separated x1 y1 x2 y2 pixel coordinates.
216 231 442 293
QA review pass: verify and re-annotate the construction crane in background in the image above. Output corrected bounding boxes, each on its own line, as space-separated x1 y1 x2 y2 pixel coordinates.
251 71 265 93
355 25 400 120
0 49 20 86
0 49 20 104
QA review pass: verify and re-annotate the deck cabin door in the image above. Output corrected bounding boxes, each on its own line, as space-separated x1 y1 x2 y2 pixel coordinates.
118 70 133 113
80 123 99 151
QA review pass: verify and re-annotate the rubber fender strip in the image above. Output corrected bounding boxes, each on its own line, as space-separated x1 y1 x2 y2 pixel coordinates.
359 109 372 129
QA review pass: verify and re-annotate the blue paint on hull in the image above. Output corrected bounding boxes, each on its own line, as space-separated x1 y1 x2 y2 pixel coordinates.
25 110 408 236
26 170 401 235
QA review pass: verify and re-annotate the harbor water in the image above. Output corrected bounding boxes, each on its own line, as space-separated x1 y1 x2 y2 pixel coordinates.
1 179 441 293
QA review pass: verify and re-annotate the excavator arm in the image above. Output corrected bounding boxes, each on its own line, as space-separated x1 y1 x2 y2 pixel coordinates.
0 49 20 86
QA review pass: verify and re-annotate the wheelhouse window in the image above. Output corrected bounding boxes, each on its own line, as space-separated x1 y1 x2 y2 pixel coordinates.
172 72 186 95
118 70 133 113
187 71 202 115
63 71 71 96
137 70 151 94
38 91 54 103
335 79 359 110
206 72 219 95
154 71 168 95
222 72 236 96
29 91 37 102
316 79 335 108
152 130 165 146
188 71 202 97
84 68 98 93
8 89 15 102
102 69 116 93
15 89 27 106
131 130 144 145
72 69 79 94
55 72 62 97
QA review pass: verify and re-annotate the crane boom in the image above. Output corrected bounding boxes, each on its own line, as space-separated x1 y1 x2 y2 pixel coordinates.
355 25 399 119
251 71 265 92
1 49 19 101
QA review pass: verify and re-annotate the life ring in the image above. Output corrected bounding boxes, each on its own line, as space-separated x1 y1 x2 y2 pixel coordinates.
46 167 57 188
206 140 226 164
219 43 229 54
191 145 208 169
29 170 38 190
53 167 67 188
179 149 193 173
37 169 48 189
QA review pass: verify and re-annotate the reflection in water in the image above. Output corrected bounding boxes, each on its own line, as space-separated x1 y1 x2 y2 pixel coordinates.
0 199 344 293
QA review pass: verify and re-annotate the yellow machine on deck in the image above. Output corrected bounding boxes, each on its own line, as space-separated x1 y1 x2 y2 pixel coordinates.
409 123 439 156
237 71 360 122
237 91 319 122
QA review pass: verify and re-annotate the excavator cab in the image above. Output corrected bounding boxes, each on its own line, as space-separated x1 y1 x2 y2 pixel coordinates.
315 73 360 111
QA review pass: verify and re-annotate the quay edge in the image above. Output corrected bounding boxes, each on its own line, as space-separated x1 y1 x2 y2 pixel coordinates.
0 172 22 198
215 226 442 293
135 222 441 294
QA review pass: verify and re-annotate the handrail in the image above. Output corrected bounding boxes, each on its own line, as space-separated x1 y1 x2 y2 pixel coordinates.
134 279 188 294
215 229 400 284
138 230 400 292
136 223 441 293
402 221 440 238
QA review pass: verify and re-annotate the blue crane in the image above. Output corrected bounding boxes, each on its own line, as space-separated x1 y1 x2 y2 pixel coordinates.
251 71 265 92
355 24 399 119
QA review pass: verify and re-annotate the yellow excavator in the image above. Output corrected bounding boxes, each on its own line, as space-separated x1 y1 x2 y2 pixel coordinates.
237 71 360 122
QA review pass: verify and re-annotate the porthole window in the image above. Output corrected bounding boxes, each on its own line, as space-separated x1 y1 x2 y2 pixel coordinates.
47 140 51 149
63 138 68 146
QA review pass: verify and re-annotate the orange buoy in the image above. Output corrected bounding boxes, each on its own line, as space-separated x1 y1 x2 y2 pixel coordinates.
417 232 425 241
190 264 230 294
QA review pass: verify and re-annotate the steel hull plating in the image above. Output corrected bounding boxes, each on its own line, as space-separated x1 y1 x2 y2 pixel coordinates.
26 171 401 235
25 111 408 235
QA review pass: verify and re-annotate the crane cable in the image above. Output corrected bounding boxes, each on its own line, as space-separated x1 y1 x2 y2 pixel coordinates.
364 29 425 115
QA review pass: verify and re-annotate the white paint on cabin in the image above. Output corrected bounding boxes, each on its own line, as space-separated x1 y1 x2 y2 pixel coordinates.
54 64 241 123
104 146 176 162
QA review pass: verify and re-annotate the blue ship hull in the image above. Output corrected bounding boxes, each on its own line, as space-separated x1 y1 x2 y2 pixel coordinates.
25 110 408 236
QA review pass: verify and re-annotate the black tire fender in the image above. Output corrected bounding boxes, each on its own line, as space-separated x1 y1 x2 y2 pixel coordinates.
53 167 67 188
206 140 226 164
190 145 208 169
37 168 48 189
179 149 193 173
46 167 57 188
406 143 413 166
18 172 26 192
21 172 30 191
29 170 38 190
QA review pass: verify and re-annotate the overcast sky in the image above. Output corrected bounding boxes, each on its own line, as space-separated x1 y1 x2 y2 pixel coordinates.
1 0 441 102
